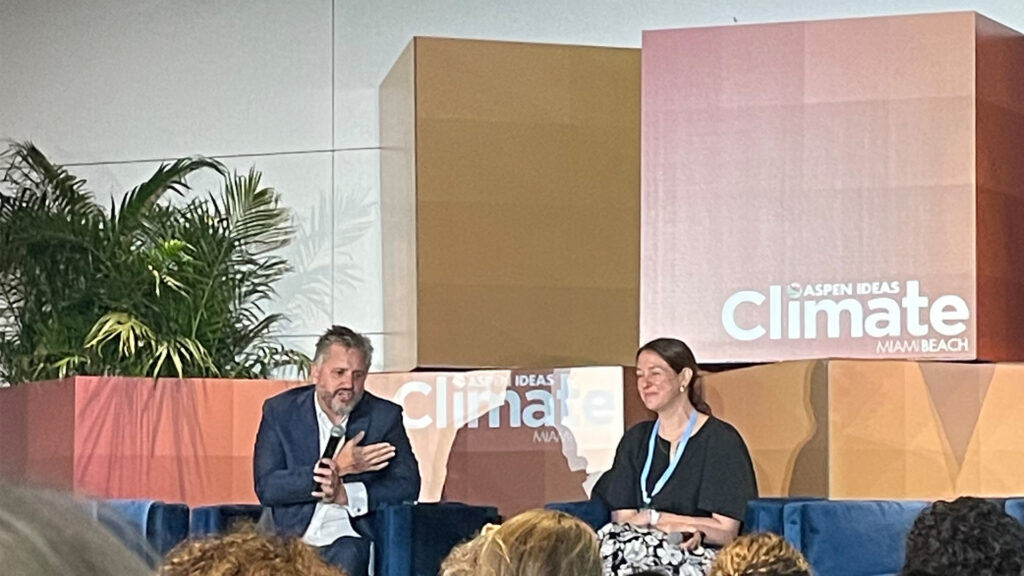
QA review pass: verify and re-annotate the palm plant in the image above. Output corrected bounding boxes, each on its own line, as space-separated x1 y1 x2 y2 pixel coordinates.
0 142 310 384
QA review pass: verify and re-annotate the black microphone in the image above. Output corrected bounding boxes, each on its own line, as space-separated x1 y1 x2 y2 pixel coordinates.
314 424 345 495
319 424 345 465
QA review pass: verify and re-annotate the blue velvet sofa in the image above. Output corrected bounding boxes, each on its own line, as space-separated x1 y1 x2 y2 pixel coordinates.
189 503 265 536
373 502 500 576
545 498 610 530
548 497 1024 576
777 499 927 576
86 499 190 563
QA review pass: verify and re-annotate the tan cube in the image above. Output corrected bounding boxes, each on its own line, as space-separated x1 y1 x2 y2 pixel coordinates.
380 37 640 371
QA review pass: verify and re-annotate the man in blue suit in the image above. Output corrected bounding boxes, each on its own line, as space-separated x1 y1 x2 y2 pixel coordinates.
254 325 421 576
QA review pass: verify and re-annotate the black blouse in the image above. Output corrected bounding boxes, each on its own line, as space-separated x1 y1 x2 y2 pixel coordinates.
594 416 757 522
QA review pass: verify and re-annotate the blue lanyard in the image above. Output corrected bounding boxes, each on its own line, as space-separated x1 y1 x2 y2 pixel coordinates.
640 410 699 507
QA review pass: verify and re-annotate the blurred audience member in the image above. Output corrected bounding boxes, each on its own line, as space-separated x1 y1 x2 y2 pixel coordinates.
162 525 347 576
0 481 152 576
441 509 601 576
710 532 810 576
901 496 1024 576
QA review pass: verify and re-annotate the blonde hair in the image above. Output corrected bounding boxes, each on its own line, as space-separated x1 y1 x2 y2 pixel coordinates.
441 509 602 576
710 532 811 576
0 481 152 576
161 525 347 576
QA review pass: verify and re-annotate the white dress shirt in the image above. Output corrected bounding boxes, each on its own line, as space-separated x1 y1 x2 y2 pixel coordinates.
302 398 370 546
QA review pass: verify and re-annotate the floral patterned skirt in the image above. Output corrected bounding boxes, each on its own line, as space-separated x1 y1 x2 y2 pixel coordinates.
597 522 718 576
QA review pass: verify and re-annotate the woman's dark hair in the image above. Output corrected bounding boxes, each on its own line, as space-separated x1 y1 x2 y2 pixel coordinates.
637 337 711 414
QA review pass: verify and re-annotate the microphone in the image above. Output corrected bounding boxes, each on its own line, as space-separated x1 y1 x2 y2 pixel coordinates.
314 424 345 495
666 531 696 546
319 424 345 464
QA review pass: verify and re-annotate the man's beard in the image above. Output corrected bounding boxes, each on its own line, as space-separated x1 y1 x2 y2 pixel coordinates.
320 389 359 418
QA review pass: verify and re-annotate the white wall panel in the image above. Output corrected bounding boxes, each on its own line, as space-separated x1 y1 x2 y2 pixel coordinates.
0 0 333 164
333 149 383 333
6 0 1024 368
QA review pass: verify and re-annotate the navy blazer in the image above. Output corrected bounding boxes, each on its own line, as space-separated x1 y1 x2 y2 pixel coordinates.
253 386 422 540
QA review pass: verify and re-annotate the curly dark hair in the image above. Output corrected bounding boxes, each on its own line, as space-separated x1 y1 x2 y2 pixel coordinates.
161 525 348 576
901 496 1024 576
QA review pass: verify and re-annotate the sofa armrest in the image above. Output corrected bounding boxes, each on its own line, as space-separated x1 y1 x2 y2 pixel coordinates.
375 502 500 576
545 499 610 531
100 499 189 559
189 504 265 537
743 497 823 535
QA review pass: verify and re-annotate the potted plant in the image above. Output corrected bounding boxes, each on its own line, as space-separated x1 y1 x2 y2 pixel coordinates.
0 142 309 505
0 141 309 383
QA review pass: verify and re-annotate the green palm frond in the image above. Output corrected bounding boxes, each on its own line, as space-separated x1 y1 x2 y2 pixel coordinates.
149 336 216 379
53 354 90 379
84 312 156 358
221 168 293 253
112 157 225 234
0 142 304 384
1 142 103 220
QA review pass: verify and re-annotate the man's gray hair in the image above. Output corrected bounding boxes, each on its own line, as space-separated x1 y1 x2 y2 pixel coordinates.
314 325 374 368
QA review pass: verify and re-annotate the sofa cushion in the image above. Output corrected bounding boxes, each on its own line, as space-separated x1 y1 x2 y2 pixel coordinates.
545 499 610 531
94 499 189 561
375 502 500 576
189 504 265 537
784 500 927 576
1005 498 1024 525
744 497 821 535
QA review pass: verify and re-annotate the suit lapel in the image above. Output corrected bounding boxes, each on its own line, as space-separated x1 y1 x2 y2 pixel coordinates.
295 388 320 465
346 393 375 442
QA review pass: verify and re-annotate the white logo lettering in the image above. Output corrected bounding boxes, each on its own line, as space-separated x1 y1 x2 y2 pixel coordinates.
394 374 615 430
722 280 970 343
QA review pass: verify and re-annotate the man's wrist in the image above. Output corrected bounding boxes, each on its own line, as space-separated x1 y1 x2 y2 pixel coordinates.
335 461 355 477
332 483 349 505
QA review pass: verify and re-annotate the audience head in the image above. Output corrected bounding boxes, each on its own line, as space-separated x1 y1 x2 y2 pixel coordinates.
0 481 152 576
710 532 811 576
636 337 711 415
162 525 347 576
441 509 601 576
901 496 1024 576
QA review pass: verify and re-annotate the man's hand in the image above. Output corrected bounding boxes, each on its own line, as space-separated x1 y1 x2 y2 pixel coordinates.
312 458 349 505
334 430 397 476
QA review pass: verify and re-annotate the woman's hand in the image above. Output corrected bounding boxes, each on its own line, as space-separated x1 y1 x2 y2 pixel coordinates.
675 528 705 551
626 509 652 527
656 512 740 547
611 509 651 527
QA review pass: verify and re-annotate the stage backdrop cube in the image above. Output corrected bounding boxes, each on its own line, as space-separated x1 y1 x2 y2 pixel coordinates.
0 367 645 515
705 359 1024 499
380 37 640 371
641 12 1024 362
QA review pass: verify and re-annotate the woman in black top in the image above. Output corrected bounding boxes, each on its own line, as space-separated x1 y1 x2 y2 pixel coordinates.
594 338 757 573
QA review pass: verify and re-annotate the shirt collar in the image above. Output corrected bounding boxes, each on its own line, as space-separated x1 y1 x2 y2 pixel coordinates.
313 392 348 431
